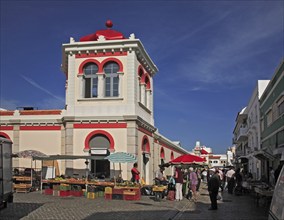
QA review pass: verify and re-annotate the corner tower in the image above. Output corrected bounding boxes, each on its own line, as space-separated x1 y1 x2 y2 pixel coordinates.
61 20 158 126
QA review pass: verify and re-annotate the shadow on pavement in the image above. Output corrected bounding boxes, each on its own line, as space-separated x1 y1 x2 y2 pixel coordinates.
84 210 176 220
0 203 43 220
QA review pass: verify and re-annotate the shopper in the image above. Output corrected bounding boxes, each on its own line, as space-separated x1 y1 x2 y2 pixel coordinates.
208 168 220 210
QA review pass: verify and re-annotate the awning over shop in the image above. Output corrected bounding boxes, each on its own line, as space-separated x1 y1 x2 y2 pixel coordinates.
253 150 275 161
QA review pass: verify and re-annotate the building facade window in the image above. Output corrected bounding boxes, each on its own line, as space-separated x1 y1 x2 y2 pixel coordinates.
266 110 272 126
278 96 284 116
104 62 119 97
83 63 98 98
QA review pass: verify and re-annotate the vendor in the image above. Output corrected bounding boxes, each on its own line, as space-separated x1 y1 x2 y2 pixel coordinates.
155 165 167 185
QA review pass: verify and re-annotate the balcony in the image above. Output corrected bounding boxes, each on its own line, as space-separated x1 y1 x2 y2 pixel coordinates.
235 126 248 143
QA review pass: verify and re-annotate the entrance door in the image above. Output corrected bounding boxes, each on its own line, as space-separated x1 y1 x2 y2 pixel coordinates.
91 159 110 178
143 153 149 183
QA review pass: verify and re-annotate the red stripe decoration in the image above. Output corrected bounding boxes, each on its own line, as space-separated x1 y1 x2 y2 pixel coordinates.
74 123 127 129
0 126 13 130
75 51 127 58
0 111 14 116
20 110 62 115
20 126 61 130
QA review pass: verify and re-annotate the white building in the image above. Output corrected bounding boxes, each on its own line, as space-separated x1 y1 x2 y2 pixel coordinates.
0 21 188 184
246 80 269 180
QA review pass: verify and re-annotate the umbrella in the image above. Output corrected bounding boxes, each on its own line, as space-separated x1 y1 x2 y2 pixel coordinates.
105 152 137 183
105 152 137 163
14 150 48 158
170 154 206 165
13 150 48 185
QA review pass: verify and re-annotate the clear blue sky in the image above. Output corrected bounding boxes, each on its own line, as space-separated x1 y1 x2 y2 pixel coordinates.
1 1 283 154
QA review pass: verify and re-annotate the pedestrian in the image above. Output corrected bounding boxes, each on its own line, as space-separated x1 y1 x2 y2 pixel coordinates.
226 167 235 194
174 165 183 201
208 168 220 210
269 167 275 186
196 169 202 191
189 167 198 202
131 162 140 183
155 165 166 185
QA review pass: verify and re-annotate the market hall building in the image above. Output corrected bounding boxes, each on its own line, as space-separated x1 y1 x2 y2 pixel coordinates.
0 21 188 184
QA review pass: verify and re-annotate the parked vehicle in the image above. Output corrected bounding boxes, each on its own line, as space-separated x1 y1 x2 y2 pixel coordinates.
0 137 13 209
268 165 284 220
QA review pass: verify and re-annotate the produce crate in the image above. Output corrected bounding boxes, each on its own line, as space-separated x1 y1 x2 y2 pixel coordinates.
105 193 112 200
98 191 104 197
105 187 112 194
60 184 71 191
59 190 70 197
87 192 95 199
45 188 53 195
123 190 140 201
113 188 124 194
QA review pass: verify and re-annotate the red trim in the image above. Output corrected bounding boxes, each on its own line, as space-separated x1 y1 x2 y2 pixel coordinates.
20 126 61 130
74 123 127 129
144 75 151 90
0 111 14 116
19 110 62 115
0 132 11 139
138 127 152 137
84 130 115 152
101 58 123 72
160 147 165 159
0 126 13 130
209 156 221 159
171 151 174 160
138 65 144 77
141 135 150 153
156 140 184 154
78 59 101 75
75 51 127 59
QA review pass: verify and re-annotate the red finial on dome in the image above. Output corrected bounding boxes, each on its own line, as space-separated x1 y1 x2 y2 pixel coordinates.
106 20 113 28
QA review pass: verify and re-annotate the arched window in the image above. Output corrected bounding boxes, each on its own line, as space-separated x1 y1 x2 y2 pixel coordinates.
84 63 98 98
104 62 119 97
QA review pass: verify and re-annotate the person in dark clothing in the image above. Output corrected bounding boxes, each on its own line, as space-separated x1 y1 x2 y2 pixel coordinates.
208 168 220 210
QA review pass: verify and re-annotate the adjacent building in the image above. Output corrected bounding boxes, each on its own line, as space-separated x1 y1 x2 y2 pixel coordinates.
233 60 284 181
258 60 284 180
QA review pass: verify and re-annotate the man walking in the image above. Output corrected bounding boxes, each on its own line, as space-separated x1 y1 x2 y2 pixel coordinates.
208 168 220 210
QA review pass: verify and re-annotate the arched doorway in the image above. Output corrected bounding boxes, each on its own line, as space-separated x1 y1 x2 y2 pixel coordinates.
142 136 150 183
160 147 165 165
86 132 113 179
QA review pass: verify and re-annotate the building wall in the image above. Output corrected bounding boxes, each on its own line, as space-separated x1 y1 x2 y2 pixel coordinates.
260 61 284 170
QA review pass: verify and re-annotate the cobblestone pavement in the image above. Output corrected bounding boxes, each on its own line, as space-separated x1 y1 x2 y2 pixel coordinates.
0 184 269 220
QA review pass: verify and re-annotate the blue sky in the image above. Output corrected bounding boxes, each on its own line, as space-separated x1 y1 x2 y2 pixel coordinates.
1 1 283 154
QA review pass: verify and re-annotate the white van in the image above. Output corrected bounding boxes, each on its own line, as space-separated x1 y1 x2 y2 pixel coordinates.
269 165 284 220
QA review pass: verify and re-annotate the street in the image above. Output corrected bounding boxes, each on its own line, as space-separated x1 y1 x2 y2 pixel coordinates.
0 184 269 220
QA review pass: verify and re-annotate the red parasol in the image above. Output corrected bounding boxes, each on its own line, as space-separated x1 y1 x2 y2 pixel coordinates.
170 154 206 164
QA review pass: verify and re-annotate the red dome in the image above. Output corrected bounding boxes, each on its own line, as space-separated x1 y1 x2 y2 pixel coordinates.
80 20 125 42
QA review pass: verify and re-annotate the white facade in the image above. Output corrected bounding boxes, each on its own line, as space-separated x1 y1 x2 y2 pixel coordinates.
0 22 188 184
246 80 269 180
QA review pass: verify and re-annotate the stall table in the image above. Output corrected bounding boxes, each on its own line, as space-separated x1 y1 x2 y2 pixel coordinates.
254 187 274 207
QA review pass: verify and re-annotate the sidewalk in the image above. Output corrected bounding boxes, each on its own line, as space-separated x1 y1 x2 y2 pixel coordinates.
0 183 269 220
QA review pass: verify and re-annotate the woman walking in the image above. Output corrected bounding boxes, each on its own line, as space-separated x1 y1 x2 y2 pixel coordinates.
189 167 198 202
